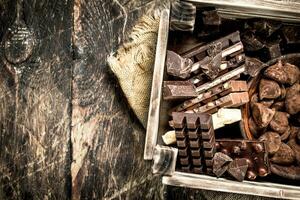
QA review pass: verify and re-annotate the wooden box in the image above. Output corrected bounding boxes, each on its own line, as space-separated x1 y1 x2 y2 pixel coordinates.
144 1 300 199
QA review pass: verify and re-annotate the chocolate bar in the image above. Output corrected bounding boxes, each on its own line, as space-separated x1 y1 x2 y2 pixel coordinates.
182 31 241 58
172 112 215 174
215 140 270 180
163 81 197 100
169 80 248 113
187 92 249 114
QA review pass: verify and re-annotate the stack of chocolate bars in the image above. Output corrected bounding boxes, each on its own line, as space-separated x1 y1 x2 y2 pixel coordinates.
172 112 215 174
164 31 250 114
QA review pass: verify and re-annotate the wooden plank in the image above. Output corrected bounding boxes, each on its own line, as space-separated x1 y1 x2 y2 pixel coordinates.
163 172 300 200
0 0 73 199
144 9 170 160
185 0 300 22
72 0 165 199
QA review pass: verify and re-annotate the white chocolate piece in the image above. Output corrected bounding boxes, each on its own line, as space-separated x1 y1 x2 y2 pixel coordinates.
212 108 242 130
162 130 177 145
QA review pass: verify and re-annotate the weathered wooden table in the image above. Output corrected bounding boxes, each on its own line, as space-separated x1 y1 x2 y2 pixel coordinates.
0 0 279 199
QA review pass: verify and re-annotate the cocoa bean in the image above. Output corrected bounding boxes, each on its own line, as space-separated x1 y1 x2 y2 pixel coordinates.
270 143 295 165
258 131 281 155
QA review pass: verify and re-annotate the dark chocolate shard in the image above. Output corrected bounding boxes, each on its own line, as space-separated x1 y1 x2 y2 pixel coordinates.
253 20 281 37
259 79 281 100
258 131 281 155
285 83 300 115
241 31 264 51
270 164 300 180
245 57 264 77
252 103 275 128
212 152 233 177
202 10 221 26
163 81 197 100
266 43 281 59
166 50 193 79
227 158 248 182
281 25 300 44
270 143 295 165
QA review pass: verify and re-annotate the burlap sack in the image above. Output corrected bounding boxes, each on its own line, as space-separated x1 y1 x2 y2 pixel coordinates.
108 15 159 128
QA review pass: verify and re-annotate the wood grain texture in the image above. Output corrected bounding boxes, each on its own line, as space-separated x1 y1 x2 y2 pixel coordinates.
72 0 165 199
0 0 73 199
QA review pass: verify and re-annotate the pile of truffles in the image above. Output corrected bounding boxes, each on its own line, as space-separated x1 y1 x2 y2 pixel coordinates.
248 60 300 180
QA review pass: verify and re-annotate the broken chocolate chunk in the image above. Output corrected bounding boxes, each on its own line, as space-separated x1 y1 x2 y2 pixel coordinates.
269 112 289 134
202 10 221 26
253 20 281 38
163 81 197 100
212 152 233 177
259 79 281 100
241 30 264 51
245 57 264 77
258 132 281 155
166 50 193 79
227 158 248 182
252 103 275 128
285 83 300 115
270 143 295 165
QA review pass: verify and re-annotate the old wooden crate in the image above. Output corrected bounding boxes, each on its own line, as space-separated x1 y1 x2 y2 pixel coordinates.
144 1 300 199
